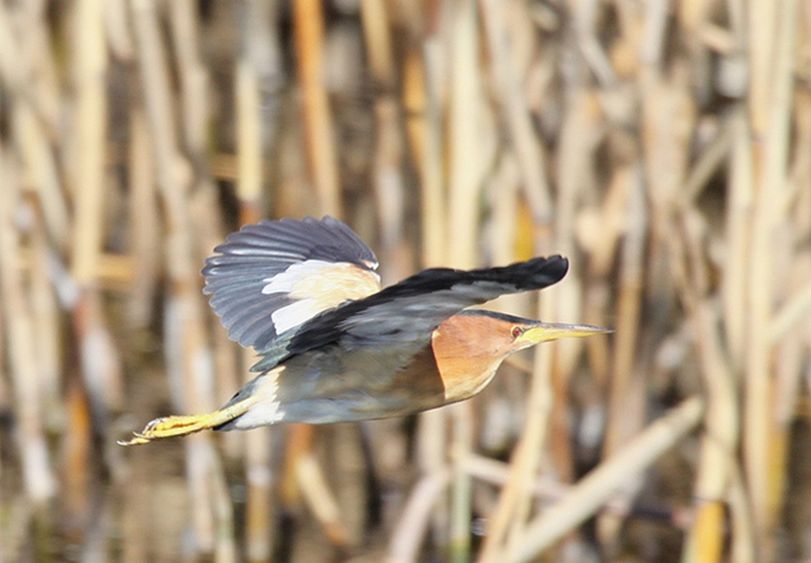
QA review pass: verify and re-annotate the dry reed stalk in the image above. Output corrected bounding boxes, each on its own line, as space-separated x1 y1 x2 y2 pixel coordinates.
71 0 108 285
723 109 752 372
173 1 243 464
507 294 557 549
288 0 356 548
405 39 446 268
487 153 519 266
361 0 395 86
16 1 62 130
295 451 350 547
236 61 262 209
540 90 599 523
480 0 551 223
62 378 92 535
278 369 313 521
105 0 134 61
0 257 5 416
93 253 136 288
209 453 238 563
769 326 803 515
463 452 691 525
772 275 811 345
71 0 126 431
745 0 797 552
129 0 188 361
478 292 556 561
596 166 646 548
0 156 56 502
191 178 241 559
362 0 408 283
789 90 811 240
727 458 757 563
480 143 550 561
447 0 480 272
447 1 480 559
79 490 117 561
293 0 342 217
764 264 811 559
667 8 769 560
484 153 528 334
508 396 705 563
403 21 452 549
678 121 732 207
674 216 741 563
211 153 239 182
28 212 61 426
406 29 449 532
552 90 600 372
387 468 453 563
578 161 629 387
0 2 21 91
168 0 209 157
130 0 232 556
277 423 350 549
126 108 160 328
119 447 150 563
481 153 526 531
463 453 563 499
604 27 690 550
235 3 275 554
12 101 70 251
330 424 369 547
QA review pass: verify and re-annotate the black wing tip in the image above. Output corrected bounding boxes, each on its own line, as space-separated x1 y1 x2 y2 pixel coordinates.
538 254 569 276
509 255 569 290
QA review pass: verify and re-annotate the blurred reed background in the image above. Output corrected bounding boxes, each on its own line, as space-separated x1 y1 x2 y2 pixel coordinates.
1 0 810 561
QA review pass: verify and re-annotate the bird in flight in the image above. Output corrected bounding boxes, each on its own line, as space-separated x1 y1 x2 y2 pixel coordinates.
120 217 609 445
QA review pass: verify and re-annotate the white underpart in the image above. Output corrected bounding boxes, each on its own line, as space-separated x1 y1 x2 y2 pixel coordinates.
233 367 285 429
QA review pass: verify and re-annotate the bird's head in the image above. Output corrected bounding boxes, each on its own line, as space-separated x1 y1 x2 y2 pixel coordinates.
431 310 611 403
449 310 611 359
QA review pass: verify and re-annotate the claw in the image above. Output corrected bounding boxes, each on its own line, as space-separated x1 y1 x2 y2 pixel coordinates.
117 434 152 447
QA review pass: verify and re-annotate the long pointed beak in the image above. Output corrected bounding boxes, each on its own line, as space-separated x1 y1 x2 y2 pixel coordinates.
520 322 612 344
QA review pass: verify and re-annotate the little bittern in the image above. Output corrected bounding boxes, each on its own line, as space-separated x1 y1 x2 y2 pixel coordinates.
120 217 608 445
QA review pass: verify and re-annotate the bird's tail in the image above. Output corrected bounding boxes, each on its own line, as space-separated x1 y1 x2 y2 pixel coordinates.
117 397 256 446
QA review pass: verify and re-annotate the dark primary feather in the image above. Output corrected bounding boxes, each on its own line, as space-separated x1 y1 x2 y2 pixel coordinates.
250 255 569 372
203 216 378 351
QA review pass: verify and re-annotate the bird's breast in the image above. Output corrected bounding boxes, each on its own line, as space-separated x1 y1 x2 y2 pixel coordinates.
430 326 503 403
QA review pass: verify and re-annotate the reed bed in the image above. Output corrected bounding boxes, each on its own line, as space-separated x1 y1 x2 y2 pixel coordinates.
1 1 810 561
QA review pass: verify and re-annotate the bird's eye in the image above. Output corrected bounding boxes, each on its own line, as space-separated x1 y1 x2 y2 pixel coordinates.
511 326 523 338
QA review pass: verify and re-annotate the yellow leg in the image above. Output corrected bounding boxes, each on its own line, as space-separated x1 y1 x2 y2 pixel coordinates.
117 398 256 446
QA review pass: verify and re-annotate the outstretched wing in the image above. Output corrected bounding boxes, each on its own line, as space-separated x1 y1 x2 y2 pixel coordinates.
203 216 380 351
251 255 569 372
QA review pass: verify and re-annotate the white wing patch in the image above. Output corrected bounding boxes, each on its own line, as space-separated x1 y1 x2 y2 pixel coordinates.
261 260 337 294
271 299 325 333
262 260 381 334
